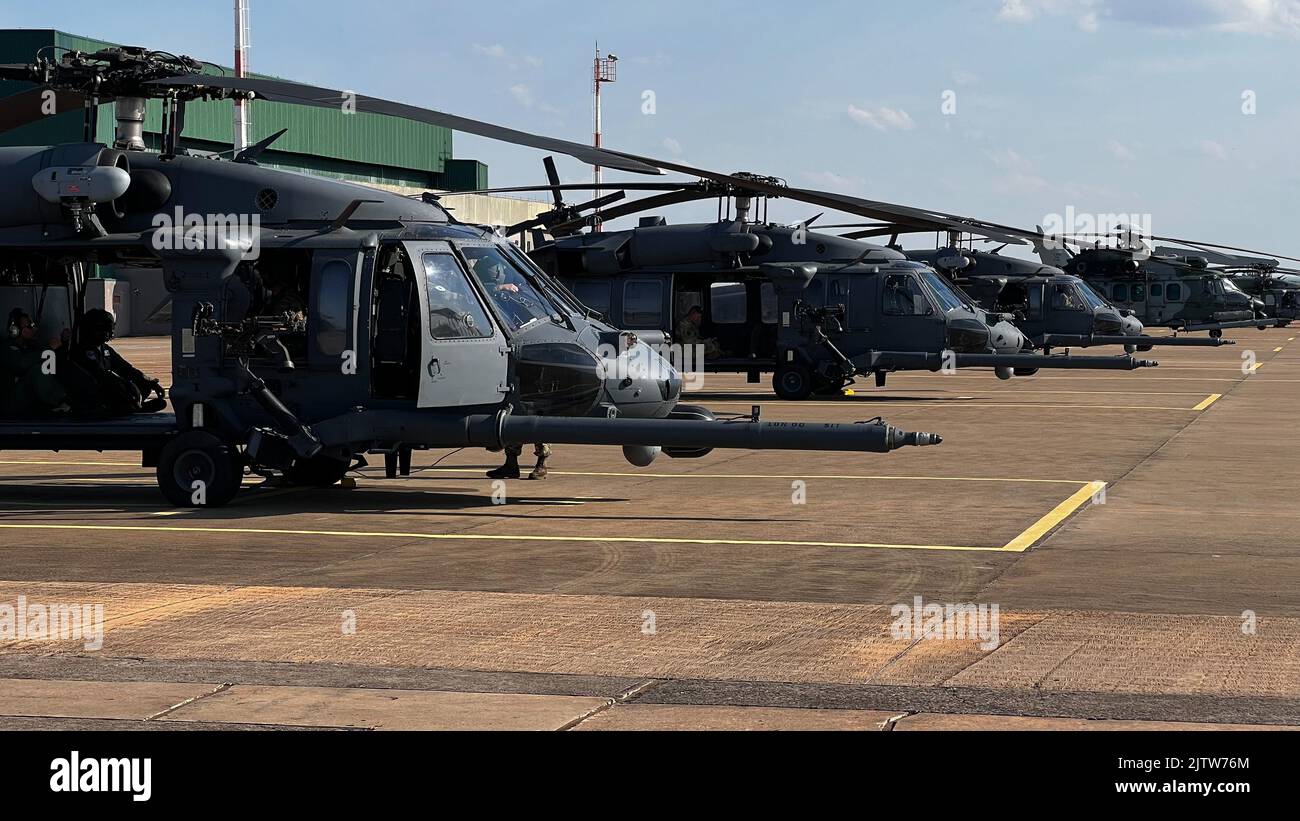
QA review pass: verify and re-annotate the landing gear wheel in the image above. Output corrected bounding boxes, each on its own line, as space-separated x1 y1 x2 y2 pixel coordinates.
773 364 814 401
287 455 351 487
1013 368 1040 377
1210 329 1223 339
157 430 243 508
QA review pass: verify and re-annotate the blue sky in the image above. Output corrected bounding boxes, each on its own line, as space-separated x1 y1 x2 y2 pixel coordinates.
3 0 1298 254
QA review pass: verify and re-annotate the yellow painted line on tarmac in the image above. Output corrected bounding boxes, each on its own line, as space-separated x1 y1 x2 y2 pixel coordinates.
1274 347 1284 353
1001 481 1106 552
418 468 1089 485
0 477 1105 554
0 460 139 467
1192 393 1224 412
0 522 1011 553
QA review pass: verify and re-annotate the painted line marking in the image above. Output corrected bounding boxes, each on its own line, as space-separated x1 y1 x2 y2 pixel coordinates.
415 468 1089 485
0 522 1012 553
1192 393 1223 412
0 481 1104 554
1001 481 1106 552
1274 347 1284 353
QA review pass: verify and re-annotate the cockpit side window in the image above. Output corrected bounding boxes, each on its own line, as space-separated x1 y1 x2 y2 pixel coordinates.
422 253 493 340
882 274 931 316
1051 283 1086 312
459 245 556 331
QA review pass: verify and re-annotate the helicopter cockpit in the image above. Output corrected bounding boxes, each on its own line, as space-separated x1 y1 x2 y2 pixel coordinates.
461 244 562 332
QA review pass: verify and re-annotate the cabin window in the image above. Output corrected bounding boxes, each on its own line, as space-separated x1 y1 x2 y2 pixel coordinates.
760 283 779 324
1051 283 1085 312
1167 283 1183 302
623 280 663 327
572 280 612 318
1150 283 1164 297
710 282 747 324
1132 284 1146 301
422 253 493 339
1112 283 1129 302
315 260 351 356
882 274 930 316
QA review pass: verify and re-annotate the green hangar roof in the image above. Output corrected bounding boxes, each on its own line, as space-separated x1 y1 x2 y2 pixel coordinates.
0 29 486 191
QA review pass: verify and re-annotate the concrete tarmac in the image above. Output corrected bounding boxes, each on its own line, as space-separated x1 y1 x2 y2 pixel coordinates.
1 329 1296 730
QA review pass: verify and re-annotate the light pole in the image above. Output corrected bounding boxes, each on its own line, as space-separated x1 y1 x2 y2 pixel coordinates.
592 47 618 230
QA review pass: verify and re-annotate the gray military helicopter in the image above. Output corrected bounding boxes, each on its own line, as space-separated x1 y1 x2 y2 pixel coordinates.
825 211 1294 340
463 168 1156 399
890 241 1233 353
1151 245 1300 321
1025 230 1293 339
0 46 942 507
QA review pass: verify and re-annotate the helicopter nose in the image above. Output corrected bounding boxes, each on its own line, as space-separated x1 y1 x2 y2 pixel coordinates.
599 341 681 418
989 320 1025 353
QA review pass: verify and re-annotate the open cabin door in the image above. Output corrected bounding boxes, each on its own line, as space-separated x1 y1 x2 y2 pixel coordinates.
405 241 509 409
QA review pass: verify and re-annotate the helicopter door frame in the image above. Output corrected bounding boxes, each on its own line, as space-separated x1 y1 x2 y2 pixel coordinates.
307 249 364 371
405 241 509 410
876 271 944 351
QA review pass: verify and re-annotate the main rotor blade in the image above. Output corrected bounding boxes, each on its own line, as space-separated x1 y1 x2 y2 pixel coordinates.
0 86 86 134
453 182 696 196
1150 235 1300 266
149 73 664 176
546 189 718 235
542 156 563 208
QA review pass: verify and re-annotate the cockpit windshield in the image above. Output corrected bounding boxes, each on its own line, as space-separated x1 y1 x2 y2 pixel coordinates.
918 269 970 313
459 245 560 330
1221 278 1247 295
1076 281 1110 310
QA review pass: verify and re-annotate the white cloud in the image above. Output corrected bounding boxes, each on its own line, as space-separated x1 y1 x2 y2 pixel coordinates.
988 148 1049 193
802 170 864 192
1199 139 1228 160
847 104 916 132
662 137 683 156
508 84 560 115
1106 139 1135 161
509 84 534 107
995 0 1300 36
475 43 545 69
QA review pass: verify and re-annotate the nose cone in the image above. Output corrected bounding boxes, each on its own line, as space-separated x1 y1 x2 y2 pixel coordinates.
989 319 1026 353
599 342 681 419
1120 313 1145 335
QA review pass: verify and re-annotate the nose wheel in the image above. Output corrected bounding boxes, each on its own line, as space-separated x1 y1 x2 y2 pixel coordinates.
157 430 244 508
773 364 813 401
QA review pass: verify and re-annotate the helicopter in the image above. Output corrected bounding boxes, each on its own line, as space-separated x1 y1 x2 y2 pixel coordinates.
1151 246 1300 321
896 242 1233 354
1025 230 1293 339
459 166 1157 400
0 46 943 508
822 211 1295 340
